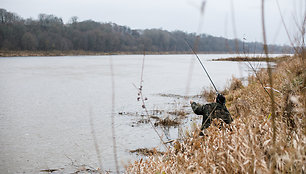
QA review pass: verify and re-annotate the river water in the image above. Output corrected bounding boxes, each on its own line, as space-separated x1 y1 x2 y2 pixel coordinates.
0 54 280 173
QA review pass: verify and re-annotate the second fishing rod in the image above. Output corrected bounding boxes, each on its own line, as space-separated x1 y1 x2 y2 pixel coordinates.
185 39 219 94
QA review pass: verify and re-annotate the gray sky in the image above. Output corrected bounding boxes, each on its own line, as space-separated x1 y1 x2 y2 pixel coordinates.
1 0 305 45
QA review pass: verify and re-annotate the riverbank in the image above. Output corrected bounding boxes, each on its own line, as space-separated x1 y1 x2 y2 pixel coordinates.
0 50 289 57
211 55 291 62
0 50 188 57
126 54 305 173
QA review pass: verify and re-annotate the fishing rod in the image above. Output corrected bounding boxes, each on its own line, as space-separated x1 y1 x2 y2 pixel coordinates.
185 39 219 94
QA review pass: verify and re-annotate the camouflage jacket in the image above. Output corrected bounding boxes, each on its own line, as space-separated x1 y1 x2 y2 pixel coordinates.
191 102 233 129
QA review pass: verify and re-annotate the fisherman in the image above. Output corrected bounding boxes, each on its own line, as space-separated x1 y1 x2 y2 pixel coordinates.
190 94 233 136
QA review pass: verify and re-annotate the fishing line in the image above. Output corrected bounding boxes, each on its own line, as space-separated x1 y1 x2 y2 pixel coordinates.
185 39 219 94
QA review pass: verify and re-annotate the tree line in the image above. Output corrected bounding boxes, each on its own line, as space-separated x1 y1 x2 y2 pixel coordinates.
0 8 292 53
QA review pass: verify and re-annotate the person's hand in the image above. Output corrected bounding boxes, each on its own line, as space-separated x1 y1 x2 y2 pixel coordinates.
190 100 193 104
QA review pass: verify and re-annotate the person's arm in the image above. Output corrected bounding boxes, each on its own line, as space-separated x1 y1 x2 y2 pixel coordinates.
190 100 205 115
222 105 233 124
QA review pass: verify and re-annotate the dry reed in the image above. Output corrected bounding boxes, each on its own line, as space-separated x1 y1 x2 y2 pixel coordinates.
110 56 119 174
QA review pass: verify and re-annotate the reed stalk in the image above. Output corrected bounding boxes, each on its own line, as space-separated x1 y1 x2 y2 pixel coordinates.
262 0 276 172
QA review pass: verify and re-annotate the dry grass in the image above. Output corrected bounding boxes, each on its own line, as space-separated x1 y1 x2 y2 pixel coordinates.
154 117 180 127
130 148 165 156
202 87 216 103
229 77 244 91
125 54 305 173
212 55 291 62
167 110 189 117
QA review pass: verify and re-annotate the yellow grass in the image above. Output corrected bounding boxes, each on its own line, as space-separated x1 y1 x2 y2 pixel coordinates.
125 54 305 173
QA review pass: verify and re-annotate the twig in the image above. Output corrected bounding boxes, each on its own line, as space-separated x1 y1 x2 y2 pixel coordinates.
89 107 104 173
245 61 282 108
164 139 175 144
185 0 207 96
275 0 298 53
64 154 77 167
184 0 207 139
242 37 282 106
224 16 232 53
230 0 239 53
261 1 276 172
230 0 243 77
136 54 170 151
109 56 119 174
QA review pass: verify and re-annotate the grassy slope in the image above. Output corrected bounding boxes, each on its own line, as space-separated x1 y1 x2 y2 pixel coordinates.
125 54 305 173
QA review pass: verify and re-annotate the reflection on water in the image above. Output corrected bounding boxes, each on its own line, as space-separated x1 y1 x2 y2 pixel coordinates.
0 54 281 173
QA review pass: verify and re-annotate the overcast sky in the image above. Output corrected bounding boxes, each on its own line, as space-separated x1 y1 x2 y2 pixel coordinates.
1 0 305 45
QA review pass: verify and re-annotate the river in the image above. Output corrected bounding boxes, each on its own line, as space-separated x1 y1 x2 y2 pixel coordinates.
0 54 280 173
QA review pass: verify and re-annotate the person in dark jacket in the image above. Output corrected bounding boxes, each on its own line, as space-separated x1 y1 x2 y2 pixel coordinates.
190 94 233 135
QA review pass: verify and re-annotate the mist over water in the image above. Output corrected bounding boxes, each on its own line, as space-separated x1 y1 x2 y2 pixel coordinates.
0 54 282 173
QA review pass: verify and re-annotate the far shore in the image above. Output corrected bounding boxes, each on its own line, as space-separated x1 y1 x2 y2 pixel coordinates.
0 50 291 57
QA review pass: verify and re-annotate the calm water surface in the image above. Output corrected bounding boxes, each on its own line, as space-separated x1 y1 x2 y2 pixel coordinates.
0 54 279 173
